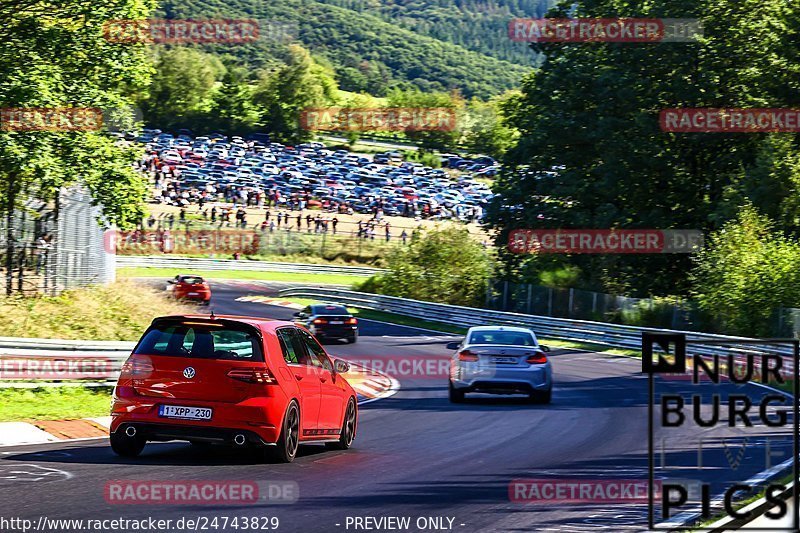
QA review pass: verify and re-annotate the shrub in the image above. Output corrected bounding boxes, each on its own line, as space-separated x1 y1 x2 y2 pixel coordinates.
364 227 494 306
691 206 800 336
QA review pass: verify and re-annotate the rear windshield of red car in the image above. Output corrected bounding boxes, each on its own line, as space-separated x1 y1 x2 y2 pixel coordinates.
179 276 204 284
133 320 263 361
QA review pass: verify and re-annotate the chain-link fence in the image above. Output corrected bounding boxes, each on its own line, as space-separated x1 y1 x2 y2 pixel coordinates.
0 184 114 295
485 279 800 337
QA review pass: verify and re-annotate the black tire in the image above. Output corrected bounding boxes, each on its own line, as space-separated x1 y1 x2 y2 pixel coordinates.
269 401 300 463
110 430 146 458
347 333 357 344
326 398 357 450
448 381 465 403
529 388 552 404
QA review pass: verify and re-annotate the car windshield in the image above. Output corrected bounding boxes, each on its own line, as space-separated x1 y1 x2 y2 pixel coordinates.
180 276 204 284
467 330 536 346
134 320 263 361
313 305 349 315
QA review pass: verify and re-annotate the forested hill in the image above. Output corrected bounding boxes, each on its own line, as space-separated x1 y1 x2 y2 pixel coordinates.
157 0 555 98
317 0 556 65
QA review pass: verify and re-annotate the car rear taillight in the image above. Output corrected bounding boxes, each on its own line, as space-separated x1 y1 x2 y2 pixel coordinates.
226 368 277 384
120 358 154 376
458 350 479 362
345 317 358 325
313 318 327 324
526 351 548 364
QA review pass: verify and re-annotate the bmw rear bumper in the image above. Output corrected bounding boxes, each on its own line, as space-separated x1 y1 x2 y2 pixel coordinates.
450 364 552 393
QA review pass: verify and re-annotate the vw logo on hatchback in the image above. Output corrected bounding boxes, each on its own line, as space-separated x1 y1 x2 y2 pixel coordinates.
183 367 196 379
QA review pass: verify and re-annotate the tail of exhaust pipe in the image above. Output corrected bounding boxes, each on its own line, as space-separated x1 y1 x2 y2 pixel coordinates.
233 434 246 446
125 426 137 438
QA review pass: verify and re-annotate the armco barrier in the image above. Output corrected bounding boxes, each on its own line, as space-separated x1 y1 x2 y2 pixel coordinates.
116 256 384 277
277 286 798 362
0 337 133 383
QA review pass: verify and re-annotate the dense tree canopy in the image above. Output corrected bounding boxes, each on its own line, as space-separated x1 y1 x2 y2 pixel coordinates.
488 0 800 297
0 0 155 228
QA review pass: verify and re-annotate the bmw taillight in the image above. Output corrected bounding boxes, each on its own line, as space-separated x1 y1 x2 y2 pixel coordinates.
526 351 548 365
313 318 327 324
227 368 277 384
345 317 358 325
458 350 479 362
120 358 154 376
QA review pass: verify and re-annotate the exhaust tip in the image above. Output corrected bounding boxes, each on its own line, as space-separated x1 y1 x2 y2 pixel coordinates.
125 426 137 437
233 434 246 446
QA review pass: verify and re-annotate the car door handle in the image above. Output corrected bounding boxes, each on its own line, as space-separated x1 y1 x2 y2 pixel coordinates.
294 374 303 381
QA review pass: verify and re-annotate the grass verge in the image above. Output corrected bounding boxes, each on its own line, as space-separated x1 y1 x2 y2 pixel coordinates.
118 267 361 287
0 387 112 422
0 279 191 340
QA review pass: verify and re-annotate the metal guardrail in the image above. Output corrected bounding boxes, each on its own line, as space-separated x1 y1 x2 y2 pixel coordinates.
278 287 797 362
116 256 385 276
0 337 133 383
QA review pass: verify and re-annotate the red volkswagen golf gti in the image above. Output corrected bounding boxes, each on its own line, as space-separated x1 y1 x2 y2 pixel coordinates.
109 315 358 463
169 275 211 305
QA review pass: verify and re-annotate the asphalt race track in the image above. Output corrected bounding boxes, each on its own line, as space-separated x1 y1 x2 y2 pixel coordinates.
0 281 794 532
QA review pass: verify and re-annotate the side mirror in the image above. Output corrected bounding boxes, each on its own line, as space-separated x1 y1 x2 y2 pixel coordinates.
539 345 551 353
334 360 350 373
445 341 461 350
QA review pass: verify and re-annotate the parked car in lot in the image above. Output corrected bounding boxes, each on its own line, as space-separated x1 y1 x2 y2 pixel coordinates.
167 275 211 304
110 315 358 462
141 132 493 221
292 303 358 343
447 326 552 404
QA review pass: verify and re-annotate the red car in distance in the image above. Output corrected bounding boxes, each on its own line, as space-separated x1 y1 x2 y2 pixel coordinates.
168 274 211 305
110 315 358 463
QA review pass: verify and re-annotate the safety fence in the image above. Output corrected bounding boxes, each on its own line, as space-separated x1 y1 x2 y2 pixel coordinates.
0 184 114 295
278 286 798 368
